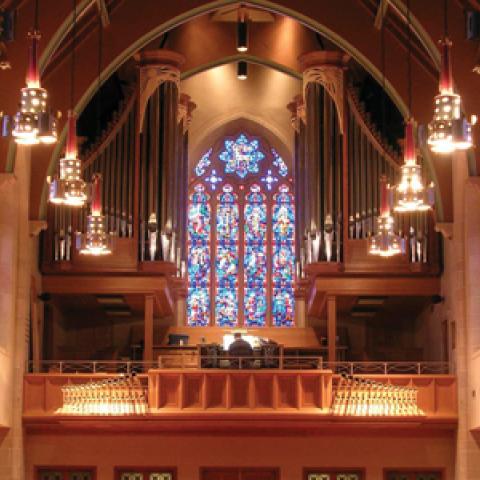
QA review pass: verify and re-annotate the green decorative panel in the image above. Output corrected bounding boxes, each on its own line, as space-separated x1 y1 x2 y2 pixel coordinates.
120 474 143 480
149 475 172 480
39 472 62 480
308 474 361 480
69 472 93 480
387 472 441 480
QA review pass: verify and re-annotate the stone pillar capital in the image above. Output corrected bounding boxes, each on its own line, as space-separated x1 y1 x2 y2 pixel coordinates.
299 51 350 134
135 49 185 131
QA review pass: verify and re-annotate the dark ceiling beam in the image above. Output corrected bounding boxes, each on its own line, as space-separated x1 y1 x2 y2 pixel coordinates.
95 0 110 27
374 0 389 30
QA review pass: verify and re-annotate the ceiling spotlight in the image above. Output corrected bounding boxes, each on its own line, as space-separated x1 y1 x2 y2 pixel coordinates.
236 10 249 52
237 61 248 80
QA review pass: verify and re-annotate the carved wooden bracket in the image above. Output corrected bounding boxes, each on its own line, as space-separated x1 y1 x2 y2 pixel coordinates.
299 51 350 135
435 222 453 240
29 220 48 237
135 50 185 131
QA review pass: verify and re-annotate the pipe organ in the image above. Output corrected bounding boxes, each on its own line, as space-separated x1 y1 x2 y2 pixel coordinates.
42 49 439 276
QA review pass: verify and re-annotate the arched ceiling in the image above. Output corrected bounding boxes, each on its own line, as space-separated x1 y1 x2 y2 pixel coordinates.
182 62 301 165
1 0 478 222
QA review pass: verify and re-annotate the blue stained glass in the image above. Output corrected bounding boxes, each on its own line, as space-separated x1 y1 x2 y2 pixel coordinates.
261 169 279 191
215 185 239 327
244 184 267 327
272 149 288 177
195 149 212 177
219 134 265 178
187 184 211 326
205 169 223 190
272 184 295 327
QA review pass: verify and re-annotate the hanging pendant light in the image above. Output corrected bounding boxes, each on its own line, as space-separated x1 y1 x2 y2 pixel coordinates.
427 1 474 154
237 60 248 80
75 14 113 256
393 119 434 212
236 7 249 53
369 176 401 257
47 0 87 207
392 0 434 214
12 0 57 145
77 174 113 255
49 110 87 206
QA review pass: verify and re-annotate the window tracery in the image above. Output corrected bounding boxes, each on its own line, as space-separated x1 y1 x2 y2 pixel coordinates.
188 133 295 327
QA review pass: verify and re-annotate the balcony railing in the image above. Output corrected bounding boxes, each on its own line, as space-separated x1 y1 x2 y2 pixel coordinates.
27 359 450 375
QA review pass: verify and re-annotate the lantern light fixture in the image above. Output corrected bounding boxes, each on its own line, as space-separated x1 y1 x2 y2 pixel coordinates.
369 176 402 257
76 174 113 256
392 0 434 214
392 120 435 213
12 0 57 145
48 0 88 207
237 61 248 80
427 40 474 153
48 110 88 206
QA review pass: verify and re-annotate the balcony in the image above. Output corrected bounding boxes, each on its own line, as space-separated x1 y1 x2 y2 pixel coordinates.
23 360 457 434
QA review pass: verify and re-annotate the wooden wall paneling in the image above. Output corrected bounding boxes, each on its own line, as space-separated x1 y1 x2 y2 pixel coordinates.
277 374 297 409
24 376 46 415
434 376 457 416
230 373 251 409
159 373 181 409
183 373 204 409
44 376 66 413
300 374 319 409
253 374 274 409
205 373 227 409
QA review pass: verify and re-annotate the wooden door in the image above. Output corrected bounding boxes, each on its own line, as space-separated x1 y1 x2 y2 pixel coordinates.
201 468 279 480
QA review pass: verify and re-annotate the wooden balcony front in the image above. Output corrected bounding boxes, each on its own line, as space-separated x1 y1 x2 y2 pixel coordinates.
23 368 457 434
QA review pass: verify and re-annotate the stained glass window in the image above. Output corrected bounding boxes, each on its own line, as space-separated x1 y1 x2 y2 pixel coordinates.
219 134 265 178
244 185 267 326
215 185 239 327
195 148 212 176
188 134 294 327
272 185 295 327
38 470 94 480
307 474 362 480
187 184 211 326
272 148 288 177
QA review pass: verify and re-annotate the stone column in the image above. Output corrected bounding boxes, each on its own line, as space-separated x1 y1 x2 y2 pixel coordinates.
442 151 480 480
177 94 196 267
0 145 32 480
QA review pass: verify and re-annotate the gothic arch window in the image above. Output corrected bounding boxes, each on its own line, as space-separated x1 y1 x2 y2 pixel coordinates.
187 133 295 327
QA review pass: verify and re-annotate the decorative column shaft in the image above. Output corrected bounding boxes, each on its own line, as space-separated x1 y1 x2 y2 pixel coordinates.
299 51 349 264
135 50 184 263
177 93 196 266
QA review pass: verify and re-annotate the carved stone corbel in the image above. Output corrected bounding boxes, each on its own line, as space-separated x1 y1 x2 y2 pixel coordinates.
178 93 197 134
299 51 350 134
287 95 305 132
135 50 185 131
